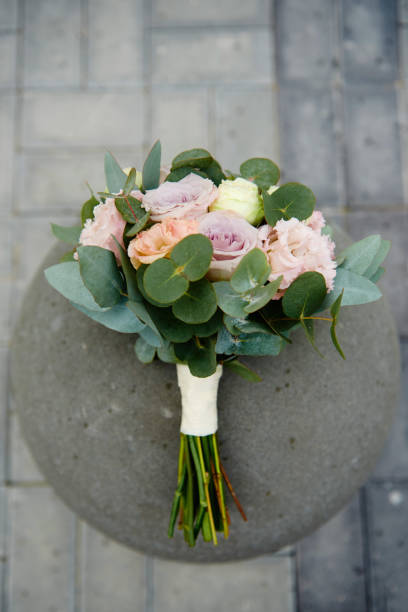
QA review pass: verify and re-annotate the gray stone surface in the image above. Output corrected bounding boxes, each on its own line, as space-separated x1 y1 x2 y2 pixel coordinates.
9 230 399 562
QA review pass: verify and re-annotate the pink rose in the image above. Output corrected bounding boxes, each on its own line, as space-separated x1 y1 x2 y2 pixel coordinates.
128 218 199 269
198 211 258 281
258 213 336 299
77 198 126 263
140 173 218 222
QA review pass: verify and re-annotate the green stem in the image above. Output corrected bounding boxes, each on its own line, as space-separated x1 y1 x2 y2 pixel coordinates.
199 436 218 545
210 434 229 538
167 463 187 538
187 436 207 509
183 438 195 547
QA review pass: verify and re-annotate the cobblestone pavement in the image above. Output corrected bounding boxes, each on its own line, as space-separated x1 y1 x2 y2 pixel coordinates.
0 1 407 611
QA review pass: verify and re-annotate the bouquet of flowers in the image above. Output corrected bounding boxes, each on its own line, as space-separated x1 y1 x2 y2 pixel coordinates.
45 143 389 548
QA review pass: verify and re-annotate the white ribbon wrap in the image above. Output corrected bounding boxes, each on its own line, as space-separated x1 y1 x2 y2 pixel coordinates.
176 364 223 436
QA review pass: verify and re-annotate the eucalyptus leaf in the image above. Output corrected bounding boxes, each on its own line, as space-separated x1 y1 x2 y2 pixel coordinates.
224 359 262 382
224 315 271 336
187 338 217 378
77 246 123 308
300 318 323 356
319 268 382 310
192 309 223 337
370 266 385 284
125 212 151 237
71 298 145 333
112 236 141 302
51 223 81 245
213 281 249 318
165 167 207 182
240 157 280 190
143 140 161 190
135 337 156 363
204 160 225 186
282 272 326 319
330 290 345 359
44 262 106 312
363 239 391 279
136 265 168 308
337 234 381 275
139 325 164 348
81 195 99 227
147 306 194 343
123 167 136 195
157 341 178 364
105 151 127 193
263 182 315 225
170 234 213 281
59 249 76 263
115 195 144 223
215 326 282 356
127 300 163 342
230 248 270 294
171 148 213 170
172 278 217 324
143 258 189 304
244 276 282 313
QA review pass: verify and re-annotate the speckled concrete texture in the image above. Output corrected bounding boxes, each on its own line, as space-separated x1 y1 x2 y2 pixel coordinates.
10 230 400 562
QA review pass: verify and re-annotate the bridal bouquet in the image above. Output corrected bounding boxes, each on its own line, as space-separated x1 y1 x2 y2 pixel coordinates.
45 143 389 547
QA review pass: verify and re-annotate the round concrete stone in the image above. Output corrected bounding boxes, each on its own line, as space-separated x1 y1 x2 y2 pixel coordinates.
10 230 400 562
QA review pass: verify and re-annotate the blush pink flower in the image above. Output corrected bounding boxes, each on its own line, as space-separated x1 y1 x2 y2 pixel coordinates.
141 173 218 221
307 210 325 232
128 218 199 269
77 198 126 263
198 211 258 281
258 214 336 299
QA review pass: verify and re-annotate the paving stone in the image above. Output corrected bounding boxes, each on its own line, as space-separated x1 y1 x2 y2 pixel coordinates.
15 152 111 214
346 211 408 336
8 410 45 483
0 0 17 30
152 556 294 612
400 23 408 81
0 32 16 88
21 91 144 148
151 28 273 85
278 84 341 206
367 482 408 612
374 340 408 478
296 494 366 612
342 0 398 82
11 217 57 288
88 0 143 87
0 350 7 482
275 0 336 81
151 87 210 162
151 0 271 26
80 523 146 612
0 94 15 208
23 0 81 87
0 281 11 347
344 86 403 206
215 86 280 172
8 487 75 612
401 0 408 23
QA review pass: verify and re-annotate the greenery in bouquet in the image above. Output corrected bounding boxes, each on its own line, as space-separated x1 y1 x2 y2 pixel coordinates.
45 142 389 547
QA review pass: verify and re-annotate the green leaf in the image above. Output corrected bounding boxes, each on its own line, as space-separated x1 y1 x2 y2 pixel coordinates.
224 359 262 382
44 262 106 311
282 271 327 319
259 300 297 341
263 182 316 225
135 337 156 364
112 236 141 302
77 246 123 308
170 234 213 281
136 265 168 308
363 239 391 279
215 327 283 356
148 306 194 343
174 341 195 362
330 290 345 359
319 268 382 310
300 318 323 357
143 140 161 190
115 195 144 223
123 167 136 195
192 309 223 337
139 325 164 348
244 276 282 313
51 223 81 246
59 249 75 263
165 166 207 182
125 212 151 237
81 195 99 227
157 341 178 363
224 315 271 336
171 148 213 170
213 281 249 318
71 298 145 333
230 248 270 294
188 338 217 378
337 235 381 275
204 160 225 186
105 151 127 193
240 158 280 190
172 278 217 324
370 266 385 284
143 258 189 304
127 300 163 345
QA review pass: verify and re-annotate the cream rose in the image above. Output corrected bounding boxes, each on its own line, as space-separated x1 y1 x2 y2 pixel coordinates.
210 177 264 225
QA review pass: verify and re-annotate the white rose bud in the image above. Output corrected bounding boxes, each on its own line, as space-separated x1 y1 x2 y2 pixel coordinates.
210 177 264 225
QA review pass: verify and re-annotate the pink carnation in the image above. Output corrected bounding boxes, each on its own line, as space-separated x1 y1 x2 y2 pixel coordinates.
78 198 126 263
258 214 336 298
141 173 218 221
198 211 258 281
128 218 198 269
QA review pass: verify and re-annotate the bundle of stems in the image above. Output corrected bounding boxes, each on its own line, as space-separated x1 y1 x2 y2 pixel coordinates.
168 433 247 546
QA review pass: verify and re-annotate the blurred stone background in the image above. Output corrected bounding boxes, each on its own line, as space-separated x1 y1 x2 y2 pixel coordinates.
0 0 407 610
